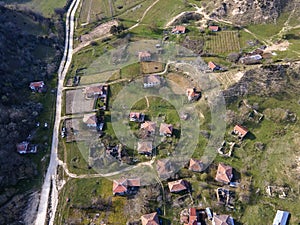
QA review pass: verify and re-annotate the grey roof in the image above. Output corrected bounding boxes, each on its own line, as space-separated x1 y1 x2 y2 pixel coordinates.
273 210 290 225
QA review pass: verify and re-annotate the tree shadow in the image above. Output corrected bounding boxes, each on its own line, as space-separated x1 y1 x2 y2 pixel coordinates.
245 132 256 140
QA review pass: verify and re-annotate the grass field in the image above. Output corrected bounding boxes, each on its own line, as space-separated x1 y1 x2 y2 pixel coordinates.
55 177 130 224
141 0 192 27
79 0 109 24
246 12 290 41
78 0 148 24
204 31 240 54
117 0 157 28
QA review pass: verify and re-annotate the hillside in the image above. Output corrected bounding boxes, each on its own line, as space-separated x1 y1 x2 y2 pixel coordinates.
209 0 293 25
223 63 300 103
0 5 64 224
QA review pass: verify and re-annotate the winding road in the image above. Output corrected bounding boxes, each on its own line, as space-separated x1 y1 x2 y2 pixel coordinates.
35 0 80 224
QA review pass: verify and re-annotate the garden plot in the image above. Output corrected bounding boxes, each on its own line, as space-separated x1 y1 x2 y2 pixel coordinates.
205 31 240 54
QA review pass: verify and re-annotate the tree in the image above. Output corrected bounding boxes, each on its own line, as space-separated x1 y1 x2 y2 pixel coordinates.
110 25 119 35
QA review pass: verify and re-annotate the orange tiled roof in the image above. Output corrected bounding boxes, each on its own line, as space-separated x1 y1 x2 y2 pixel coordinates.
30 81 44 88
130 112 141 119
141 212 159 225
156 159 173 178
145 75 161 84
209 25 219 31
113 178 140 194
233 125 248 137
189 159 204 172
137 141 153 154
208 61 217 70
83 113 97 125
85 85 104 94
172 25 186 33
215 163 233 183
141 121 156 133
168 179 188 192
213 214 234 225
159 123 173 135
113 178 128 194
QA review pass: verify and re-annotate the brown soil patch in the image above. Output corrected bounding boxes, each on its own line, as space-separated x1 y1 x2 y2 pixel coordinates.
141 62 164 74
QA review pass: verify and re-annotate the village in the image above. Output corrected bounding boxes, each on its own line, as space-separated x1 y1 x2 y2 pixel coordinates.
19 2 298 224
4 0 300 224
55 29 290 224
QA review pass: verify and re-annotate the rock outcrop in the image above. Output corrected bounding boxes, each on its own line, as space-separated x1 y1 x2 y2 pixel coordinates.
211 0 292 25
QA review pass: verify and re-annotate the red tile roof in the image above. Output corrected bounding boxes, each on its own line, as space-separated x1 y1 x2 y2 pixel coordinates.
16 141 29 153
130 112 141 119
113 178 128 195
137 141 153 154
156 159 173 178
189 159 204 172
141 121 156 133
85 85 104 95
141 212 159 225
172 25 186 33
113 178 140 195
208 61 217 70
83 113 97 125
215 163 233 184
168 179 188 192
209 25 219 32
213 214 234 225
29 81 44 88
127 178 141 187
233 125 249 138
159 123 173 136
139 51 152 61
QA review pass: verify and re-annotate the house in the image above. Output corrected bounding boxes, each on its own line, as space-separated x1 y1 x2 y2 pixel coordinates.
143 75 162 88
112 178 141 195
172 25 186 34
29 81 45 92
208 61 220 71
137 141 153 155
159 123 173 136
141 121 156 135
239 54 262 65
84 85 107 99
141 212 159 225
273 210 290 225
186 88 201 101
129 112 145 122
139 51 152 62
17 141 37 154
186 208 198 225
233 125 248 139
168 179 188 193
209 25 219 32
189 158 204 172
156 159 174 179
83 113 97 128
215 163 233 184
17 141 29 154
212 214 234 225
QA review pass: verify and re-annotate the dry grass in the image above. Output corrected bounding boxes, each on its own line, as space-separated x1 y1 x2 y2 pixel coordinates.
141 61 164 74
65 89 95 114
80 70 119 84
166 73 193 94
